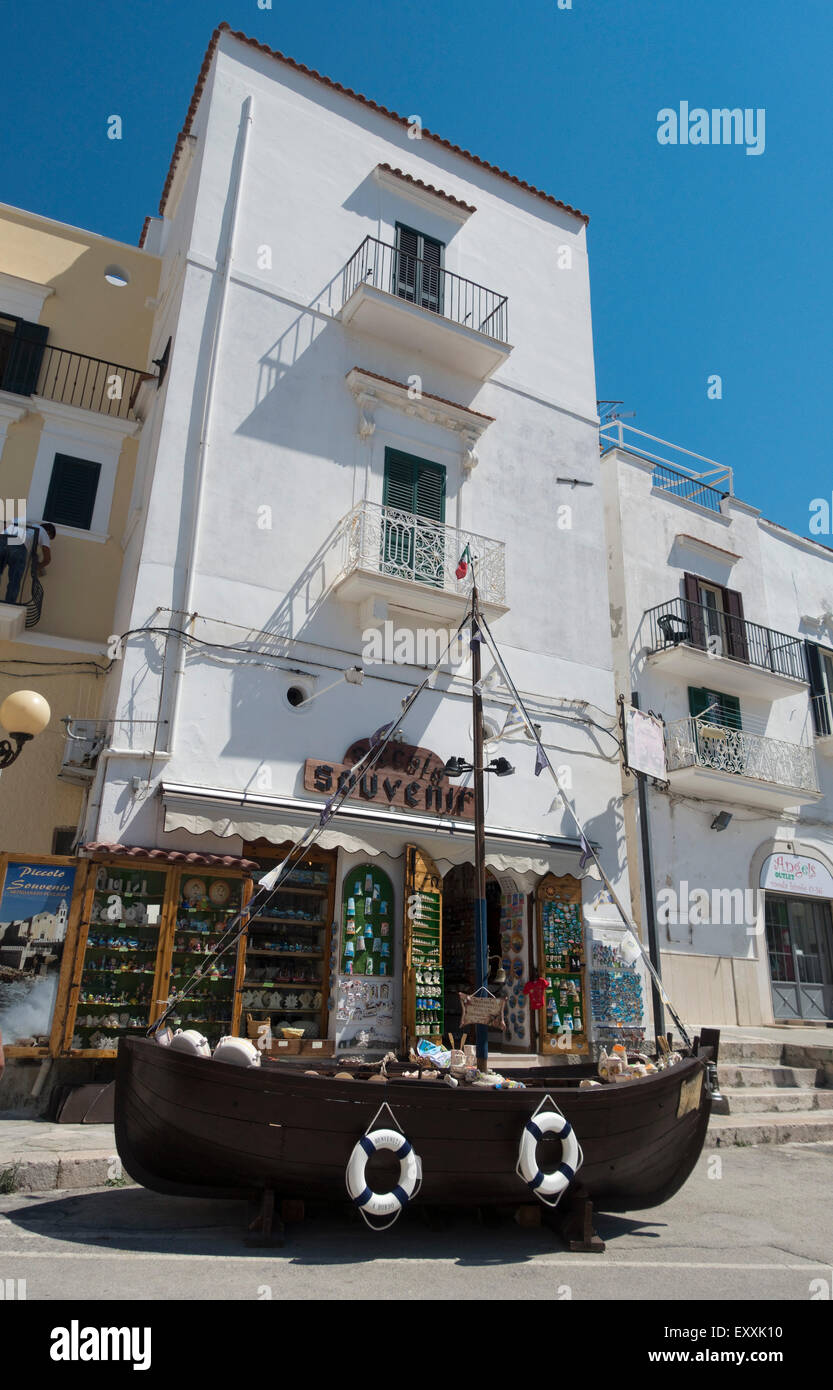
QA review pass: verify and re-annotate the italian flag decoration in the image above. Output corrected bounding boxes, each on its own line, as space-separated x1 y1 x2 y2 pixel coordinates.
456 543 472 580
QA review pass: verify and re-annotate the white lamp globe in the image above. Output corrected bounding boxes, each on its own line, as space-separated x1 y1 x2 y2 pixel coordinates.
0 690 51 737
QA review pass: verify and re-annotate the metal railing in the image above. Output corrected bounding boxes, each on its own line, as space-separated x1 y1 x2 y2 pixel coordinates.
342 236 509 342
650 462 727 514
811 693 833 738
0 331 150 419
340 500 506 607
666 717 819 794
599 420 733 498
645 596 808 681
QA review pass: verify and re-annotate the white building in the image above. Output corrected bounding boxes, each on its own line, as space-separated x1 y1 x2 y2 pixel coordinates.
77 24 639 1054
602 423 833 1027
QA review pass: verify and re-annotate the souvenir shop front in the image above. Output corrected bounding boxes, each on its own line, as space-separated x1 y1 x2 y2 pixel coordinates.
161 775 650 1060
759 850 833 1022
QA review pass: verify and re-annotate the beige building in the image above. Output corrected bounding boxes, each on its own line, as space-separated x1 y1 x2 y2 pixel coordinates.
0 204 160 853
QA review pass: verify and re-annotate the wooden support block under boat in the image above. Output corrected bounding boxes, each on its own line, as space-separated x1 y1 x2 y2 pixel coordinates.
114 1037 713 1217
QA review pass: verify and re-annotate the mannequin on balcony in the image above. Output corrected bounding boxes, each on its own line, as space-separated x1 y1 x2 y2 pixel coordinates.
0 520 56 604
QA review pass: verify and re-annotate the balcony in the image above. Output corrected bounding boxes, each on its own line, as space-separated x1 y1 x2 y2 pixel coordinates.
340 236 511 379
665 717 821 812
599 420 733 510
0 330 150 420
334 500 507 620
0 531 44 635
644 597 808 699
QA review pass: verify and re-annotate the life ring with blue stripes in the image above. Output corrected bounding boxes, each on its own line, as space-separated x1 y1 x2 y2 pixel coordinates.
518 1110 582 1201
346 1128 421 1219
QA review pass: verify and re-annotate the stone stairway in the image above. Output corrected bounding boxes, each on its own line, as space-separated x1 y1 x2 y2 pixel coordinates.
708 1038 833 1146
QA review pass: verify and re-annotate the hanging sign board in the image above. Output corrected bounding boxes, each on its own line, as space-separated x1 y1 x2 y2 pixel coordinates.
621 704 667 781
459 992 505 1028
760 853 833 899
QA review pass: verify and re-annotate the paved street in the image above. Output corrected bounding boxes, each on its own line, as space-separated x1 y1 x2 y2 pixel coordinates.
1 1141 831 1301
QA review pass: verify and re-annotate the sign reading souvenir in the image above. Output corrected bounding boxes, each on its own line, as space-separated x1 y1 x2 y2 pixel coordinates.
304 739 474 819
0 859 78 1045
622 703 667 782
459 991 506 1028
760 853 833 899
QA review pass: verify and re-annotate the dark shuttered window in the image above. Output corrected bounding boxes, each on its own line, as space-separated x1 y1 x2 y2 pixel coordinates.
43 454 101 530
394 224 444 314
0 314 48 396
382 448 446 587
806 642 833 737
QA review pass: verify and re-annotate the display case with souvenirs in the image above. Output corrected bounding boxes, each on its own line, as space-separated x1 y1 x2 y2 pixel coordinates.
65 864 169 1057
239 847 337 1044
57 858 252 1059
534 873 590 1056
589 931 646 1049
403 846 444 1044
164 873 248 1048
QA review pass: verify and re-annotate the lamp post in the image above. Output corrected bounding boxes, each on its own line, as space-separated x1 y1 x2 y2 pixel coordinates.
0 691 51 769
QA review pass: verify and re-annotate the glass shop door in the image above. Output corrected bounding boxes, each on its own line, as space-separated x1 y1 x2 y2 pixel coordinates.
765 893 833 1020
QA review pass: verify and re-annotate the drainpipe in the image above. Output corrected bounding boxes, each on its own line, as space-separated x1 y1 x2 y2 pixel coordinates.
164 95 254 754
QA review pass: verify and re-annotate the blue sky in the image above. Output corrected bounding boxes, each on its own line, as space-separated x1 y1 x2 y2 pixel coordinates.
3 1 831 538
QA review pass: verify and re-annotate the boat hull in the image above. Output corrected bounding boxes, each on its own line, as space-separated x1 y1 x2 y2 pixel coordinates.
115 1038 712 1212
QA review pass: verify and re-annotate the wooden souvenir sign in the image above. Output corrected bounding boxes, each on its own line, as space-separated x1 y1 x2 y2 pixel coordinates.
304 738 474 819
459 992 506 1029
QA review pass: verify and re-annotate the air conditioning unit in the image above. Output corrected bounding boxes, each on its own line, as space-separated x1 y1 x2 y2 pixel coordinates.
59 720 108 784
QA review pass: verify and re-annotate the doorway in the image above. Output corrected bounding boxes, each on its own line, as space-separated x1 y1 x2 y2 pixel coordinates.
765 893 833 1020
442 864 503 1044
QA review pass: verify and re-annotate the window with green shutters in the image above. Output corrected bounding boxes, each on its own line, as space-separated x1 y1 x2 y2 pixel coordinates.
394 223 444 315
688 686 742 729
382 448 446 587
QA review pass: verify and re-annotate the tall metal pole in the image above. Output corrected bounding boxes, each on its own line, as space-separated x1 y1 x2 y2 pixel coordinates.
631 692 666 1039
471 586 489 1070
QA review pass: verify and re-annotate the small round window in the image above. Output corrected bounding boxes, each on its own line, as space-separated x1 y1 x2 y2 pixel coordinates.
104 265 130 287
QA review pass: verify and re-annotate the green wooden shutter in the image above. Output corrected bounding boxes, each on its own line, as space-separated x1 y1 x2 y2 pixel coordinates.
382 451 416 512
382 450 446 586
394 225 420 302
43 454 101 530
688 686 741 729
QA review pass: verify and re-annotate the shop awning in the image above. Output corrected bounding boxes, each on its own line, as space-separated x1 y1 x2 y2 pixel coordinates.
80 841 259 873
159 782 591 885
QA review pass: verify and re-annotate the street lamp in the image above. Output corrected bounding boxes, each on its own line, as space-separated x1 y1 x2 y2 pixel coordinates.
444 755 515 778
0 690 51 769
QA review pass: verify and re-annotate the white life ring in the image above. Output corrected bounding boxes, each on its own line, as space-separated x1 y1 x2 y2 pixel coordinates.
346 1128 421 1218
518 1110 581 1199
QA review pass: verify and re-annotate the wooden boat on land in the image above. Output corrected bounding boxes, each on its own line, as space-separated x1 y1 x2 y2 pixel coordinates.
115 1032 718 1242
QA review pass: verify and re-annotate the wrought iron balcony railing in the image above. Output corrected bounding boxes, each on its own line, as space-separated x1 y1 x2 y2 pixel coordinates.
0 330 150 420
666 717 819 794
645 596 808 682
340 500 506 607
342 236 509 342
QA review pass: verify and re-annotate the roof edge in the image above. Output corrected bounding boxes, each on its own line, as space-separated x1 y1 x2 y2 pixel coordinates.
154 23 589 227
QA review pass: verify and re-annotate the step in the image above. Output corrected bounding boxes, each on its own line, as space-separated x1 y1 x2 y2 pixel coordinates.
720 1086 833 1115
717 1062 820 1089
708 1110 833 1146
716 1040 785 1064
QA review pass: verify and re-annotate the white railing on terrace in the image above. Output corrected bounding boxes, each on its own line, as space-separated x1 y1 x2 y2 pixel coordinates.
600 421 733 511
339 501 506 607
665 718 818 793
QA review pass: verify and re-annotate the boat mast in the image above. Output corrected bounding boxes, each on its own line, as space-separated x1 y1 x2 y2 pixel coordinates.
470 584 489 1071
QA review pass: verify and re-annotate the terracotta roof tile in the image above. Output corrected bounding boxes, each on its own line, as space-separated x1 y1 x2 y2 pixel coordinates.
147 23 588 238
376 163 476 213
81 841 258 873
